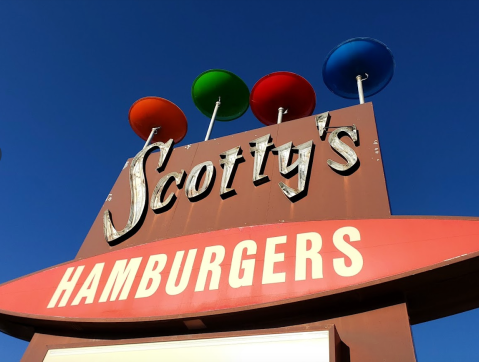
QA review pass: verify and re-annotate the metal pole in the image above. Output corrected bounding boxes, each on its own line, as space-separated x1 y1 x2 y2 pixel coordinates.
277 107 288 124
143 127 161 149
205 97 221 141
356 74 365 104
277 107 284 124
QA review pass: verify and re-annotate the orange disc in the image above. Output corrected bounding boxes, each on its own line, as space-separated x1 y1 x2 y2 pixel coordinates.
128 97 188 144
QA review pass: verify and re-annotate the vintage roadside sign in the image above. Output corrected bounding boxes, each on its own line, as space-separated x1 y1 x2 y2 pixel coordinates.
3 103 479 362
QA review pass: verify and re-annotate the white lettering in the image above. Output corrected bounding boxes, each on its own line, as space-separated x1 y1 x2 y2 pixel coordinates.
229 240 257 288
135 254 167 299
48 227 366 306
71 263 104 305
333 227 363 277
47 266 85 308
195 245 225 292
295 232 323 281
166 249 197 295
262 236 287 284
99 257 142 302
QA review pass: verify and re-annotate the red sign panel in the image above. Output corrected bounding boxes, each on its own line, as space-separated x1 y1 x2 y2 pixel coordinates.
1 218 478 322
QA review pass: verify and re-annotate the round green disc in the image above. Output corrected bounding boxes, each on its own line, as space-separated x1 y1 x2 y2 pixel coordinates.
192 69 250 121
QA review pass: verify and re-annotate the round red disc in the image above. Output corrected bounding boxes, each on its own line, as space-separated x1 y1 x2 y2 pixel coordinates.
128 97 188 144
250 72 316 126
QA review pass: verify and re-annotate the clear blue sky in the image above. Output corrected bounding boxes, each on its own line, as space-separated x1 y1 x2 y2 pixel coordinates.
1 0 478 360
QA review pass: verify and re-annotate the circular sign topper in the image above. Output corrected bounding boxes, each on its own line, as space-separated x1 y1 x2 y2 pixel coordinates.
250 71 316 126
192 69 250 122
323 37 395 99
128 97 188 144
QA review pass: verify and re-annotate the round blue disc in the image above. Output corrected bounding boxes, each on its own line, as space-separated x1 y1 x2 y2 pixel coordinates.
322 37 395 99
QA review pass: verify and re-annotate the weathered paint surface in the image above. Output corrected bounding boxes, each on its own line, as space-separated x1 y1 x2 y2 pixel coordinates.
0 218 478 322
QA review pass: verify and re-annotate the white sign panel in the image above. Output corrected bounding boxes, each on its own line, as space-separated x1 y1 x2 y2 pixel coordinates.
44 331 330 362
